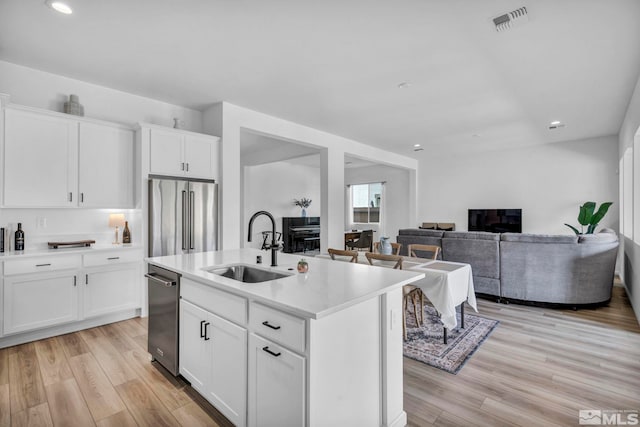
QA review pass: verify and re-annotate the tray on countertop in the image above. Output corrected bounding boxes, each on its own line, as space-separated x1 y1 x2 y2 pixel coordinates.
48 240 96 249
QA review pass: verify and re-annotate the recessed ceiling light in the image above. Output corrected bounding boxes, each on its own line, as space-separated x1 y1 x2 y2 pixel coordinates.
413 144 421 148
397 82 411 89
550 120 561 126
46 1 73 14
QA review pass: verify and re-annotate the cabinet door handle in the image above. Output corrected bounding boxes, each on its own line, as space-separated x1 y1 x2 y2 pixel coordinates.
203 322 210 341
107 257 120 260
181 162 185 171
262 346 281 357
262 321 281 330
69 192 73 202
80 192 84 203
35 263 51 267
181 190 187 250
200 320 206 338
73 276 77 287
185 163 189 172
85 274 88 285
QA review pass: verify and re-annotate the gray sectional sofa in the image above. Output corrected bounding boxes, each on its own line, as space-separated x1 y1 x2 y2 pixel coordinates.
396 228 619 306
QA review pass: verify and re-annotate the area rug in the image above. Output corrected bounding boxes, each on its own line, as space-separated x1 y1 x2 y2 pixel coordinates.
403 303 499 374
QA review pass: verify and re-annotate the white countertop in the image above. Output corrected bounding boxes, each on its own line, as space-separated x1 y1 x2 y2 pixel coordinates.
146 248 425 320
0 244 142 260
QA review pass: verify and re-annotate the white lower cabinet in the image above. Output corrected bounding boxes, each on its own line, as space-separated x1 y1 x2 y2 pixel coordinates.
180 299 247 426
3 271 79 335
83 263 140 318
1 249 142 344
248 333 305 427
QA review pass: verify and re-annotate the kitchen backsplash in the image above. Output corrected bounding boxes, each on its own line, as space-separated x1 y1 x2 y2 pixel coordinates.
0 208 142 251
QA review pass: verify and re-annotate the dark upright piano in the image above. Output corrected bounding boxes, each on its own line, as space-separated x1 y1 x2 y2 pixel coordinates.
282 217 320 253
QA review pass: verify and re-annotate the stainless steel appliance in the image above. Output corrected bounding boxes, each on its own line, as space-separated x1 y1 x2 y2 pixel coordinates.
148 176 219 257
146 264 180 375
147 176 218 375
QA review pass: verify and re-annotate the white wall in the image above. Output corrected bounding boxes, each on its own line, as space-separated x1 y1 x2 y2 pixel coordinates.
244 162 321 249
345 165 412 243
203 102 418 251
618 72 640 325
0 60 203 130
418 136 619 235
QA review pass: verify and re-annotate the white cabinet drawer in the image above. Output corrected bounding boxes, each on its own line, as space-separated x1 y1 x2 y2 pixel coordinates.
181 277 247 326
250 302 306 353
83 250 142 267
4 255 81 276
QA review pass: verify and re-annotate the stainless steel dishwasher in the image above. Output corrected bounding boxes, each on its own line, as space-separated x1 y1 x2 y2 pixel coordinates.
146 264 180 376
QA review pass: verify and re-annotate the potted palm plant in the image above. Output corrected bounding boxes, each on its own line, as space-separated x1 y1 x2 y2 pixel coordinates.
565 201 613 235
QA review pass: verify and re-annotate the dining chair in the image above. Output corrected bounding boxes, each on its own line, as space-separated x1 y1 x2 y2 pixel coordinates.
407 244 441 260
406 244 441 321
327 248 359 263
364 252 422 339
372 241 402 255
345 229 373 252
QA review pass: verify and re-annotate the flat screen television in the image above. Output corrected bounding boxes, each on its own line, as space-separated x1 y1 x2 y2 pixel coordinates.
468 209 522 233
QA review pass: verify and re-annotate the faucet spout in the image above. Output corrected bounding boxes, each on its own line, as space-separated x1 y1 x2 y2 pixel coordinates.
248 210 278 267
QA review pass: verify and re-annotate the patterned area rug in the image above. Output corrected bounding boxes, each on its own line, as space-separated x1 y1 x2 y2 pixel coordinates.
404 303 499 374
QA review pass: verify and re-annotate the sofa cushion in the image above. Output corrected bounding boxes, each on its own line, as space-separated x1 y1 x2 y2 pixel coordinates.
500 233 577 243
441 235 500 279
443 231 500 241
578 231 619 244
398 229 444 237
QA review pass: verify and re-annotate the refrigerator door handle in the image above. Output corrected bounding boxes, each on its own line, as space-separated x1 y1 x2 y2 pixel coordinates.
182 190 188 250
190 191 195 249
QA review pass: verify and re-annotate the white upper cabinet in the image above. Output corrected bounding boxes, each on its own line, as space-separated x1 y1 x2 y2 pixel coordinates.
3 108 78 207
2 105 135 208
149 127 219 180
78 122 134 208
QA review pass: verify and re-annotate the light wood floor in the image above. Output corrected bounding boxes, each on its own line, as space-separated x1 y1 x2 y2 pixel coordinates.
0 286 638 427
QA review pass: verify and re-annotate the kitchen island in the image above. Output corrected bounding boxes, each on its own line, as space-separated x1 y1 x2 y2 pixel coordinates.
147 248 424 427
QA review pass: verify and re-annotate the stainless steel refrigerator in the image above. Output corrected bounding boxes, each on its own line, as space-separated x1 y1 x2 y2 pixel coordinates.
148 176 218 257
147 176 217 376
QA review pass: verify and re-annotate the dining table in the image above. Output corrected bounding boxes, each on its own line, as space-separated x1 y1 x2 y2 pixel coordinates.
316 253 477 341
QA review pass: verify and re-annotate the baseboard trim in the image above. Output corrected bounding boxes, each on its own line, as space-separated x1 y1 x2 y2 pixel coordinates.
386 411 407 427
0 308 141 349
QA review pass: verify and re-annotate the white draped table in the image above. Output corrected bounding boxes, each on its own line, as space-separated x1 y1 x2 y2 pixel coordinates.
409 260 477 330
316 254 477 332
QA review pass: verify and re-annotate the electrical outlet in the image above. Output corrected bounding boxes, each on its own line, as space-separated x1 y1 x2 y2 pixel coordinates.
36 217 47 228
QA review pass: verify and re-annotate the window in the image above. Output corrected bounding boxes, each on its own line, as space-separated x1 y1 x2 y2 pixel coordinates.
352 183 382 223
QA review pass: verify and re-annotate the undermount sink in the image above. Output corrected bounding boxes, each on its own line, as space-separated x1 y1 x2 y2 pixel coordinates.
206 264 292 283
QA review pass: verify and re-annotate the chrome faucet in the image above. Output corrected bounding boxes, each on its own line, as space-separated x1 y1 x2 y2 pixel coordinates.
248 210 279 267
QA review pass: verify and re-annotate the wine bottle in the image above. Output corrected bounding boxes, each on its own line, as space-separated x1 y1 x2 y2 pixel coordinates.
15 223 24 251
122 221 131 244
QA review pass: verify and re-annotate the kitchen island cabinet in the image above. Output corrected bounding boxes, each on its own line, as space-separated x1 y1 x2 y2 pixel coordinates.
147 248 424 427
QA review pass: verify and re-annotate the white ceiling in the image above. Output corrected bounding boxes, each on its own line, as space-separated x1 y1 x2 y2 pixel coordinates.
1 0 639 156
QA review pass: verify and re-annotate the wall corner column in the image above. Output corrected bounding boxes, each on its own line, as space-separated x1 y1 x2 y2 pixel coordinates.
320 147 345 251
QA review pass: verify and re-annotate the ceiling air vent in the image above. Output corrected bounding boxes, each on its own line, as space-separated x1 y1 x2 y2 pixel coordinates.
493 7 529 32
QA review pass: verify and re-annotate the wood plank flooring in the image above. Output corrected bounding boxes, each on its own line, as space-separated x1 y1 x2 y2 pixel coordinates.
405 286 640 426
0 317 232 427
0 286 638 426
